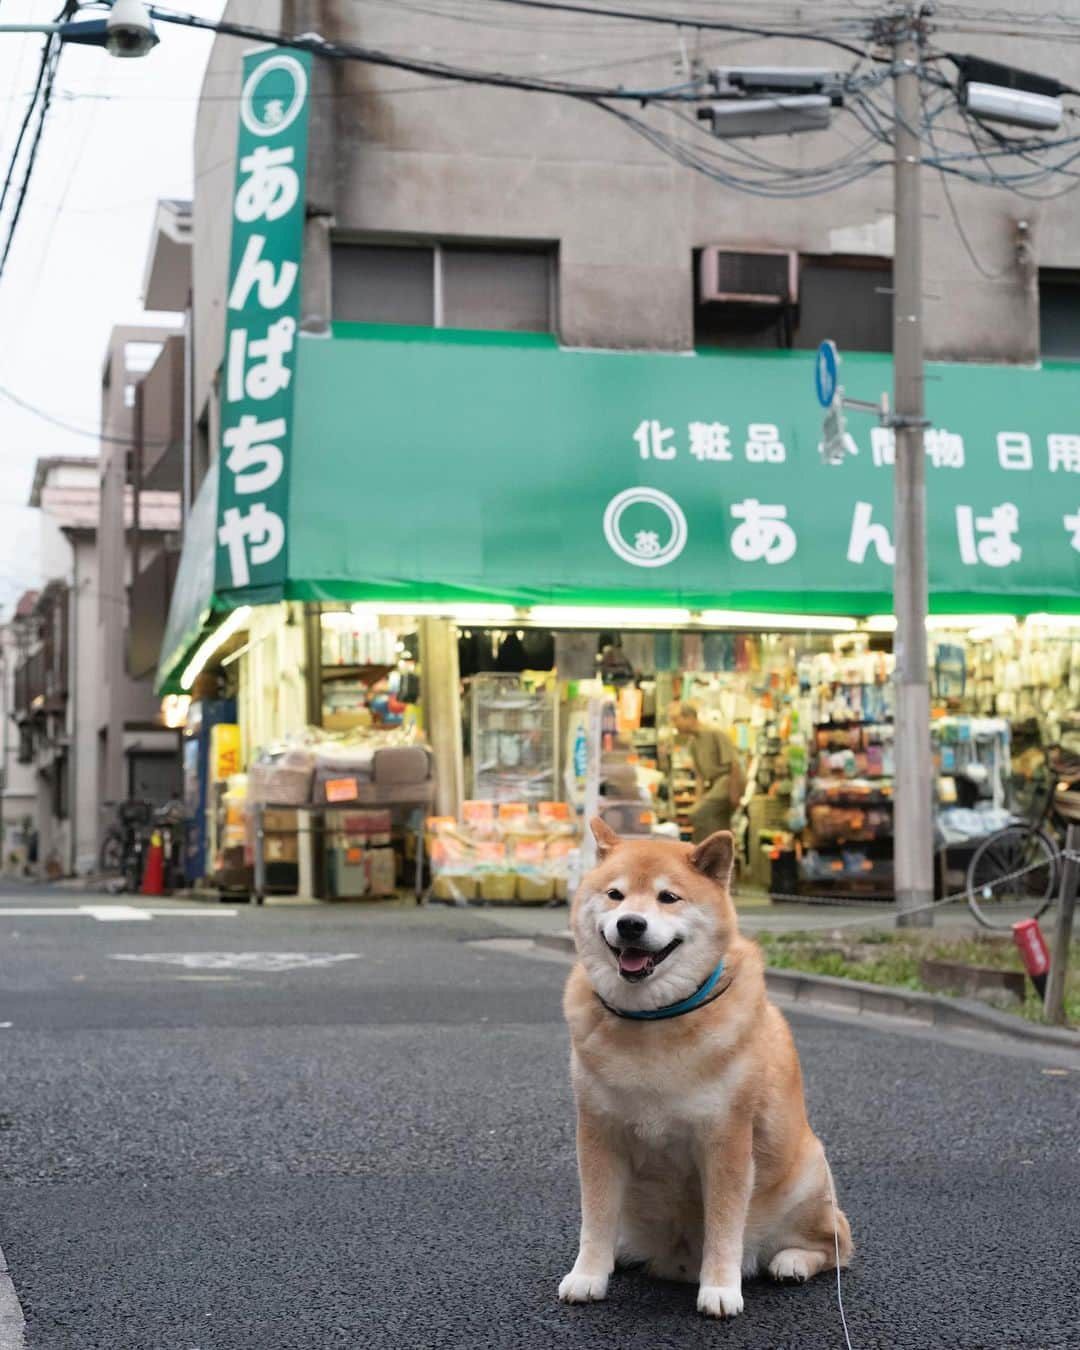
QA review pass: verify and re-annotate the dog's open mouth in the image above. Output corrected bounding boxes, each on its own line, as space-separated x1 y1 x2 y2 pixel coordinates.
605 936 682 982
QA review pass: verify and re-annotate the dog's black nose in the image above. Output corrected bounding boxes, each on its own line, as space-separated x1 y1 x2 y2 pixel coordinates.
616 915 648 940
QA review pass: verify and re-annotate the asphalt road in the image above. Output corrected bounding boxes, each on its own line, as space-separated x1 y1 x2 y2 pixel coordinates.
1 883 1078 1350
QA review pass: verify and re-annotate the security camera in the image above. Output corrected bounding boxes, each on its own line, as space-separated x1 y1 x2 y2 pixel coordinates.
105 0 159 59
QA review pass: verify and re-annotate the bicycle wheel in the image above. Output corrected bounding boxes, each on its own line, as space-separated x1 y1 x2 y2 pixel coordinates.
966 825 1059 929
99 829 124 874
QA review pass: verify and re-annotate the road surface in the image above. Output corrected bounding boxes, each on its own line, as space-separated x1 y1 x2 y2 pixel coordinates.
0 884 1077 1349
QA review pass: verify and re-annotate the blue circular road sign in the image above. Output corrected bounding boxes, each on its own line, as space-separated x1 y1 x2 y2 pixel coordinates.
815 339 839 408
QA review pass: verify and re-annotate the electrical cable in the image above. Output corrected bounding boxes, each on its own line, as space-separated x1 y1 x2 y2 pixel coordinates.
145 5 710 102
474 0 886 60
0 34 61 282
0 384 171 449
0 22 56 224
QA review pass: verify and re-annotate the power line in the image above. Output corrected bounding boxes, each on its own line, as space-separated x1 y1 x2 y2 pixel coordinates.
146 4 708 102
473 0 885 60
0 35 62 282
0 384 171 449
0 25 56 225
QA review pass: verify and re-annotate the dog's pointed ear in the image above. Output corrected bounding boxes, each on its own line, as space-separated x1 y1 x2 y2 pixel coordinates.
591 816 620 859
689 830 734 885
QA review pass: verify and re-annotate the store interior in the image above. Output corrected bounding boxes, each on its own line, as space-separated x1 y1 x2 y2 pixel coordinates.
176 602 1080 904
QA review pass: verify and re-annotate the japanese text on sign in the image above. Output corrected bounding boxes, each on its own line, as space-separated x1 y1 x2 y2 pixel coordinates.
215 50 311 593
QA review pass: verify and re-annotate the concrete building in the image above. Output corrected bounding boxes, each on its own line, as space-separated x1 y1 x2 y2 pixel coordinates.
8 459 101 876
188 0 1080 419
96 320 186 826
0 591 39 875
152 1 1080 843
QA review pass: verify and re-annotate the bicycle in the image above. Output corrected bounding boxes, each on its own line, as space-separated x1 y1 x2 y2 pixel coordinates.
98 799 153 893
965 744 1080 929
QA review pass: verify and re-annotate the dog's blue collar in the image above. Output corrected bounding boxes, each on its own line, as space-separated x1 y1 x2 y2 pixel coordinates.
597 960 727 1021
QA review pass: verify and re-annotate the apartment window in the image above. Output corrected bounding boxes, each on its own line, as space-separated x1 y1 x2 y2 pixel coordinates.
1040 269 1080 359
693 249 892 353
793 257 892 353
332 241 555 334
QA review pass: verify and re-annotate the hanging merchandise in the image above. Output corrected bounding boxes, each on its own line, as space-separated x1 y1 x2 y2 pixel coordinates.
521 628 556 670
556 630 598 681
620 632 656 677
681 633 705 672
565 704 590 809
598 642 635 686
495 632 528 672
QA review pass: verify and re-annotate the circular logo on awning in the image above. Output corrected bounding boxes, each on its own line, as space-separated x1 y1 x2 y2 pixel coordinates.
241 54 308 137
603 487 688 568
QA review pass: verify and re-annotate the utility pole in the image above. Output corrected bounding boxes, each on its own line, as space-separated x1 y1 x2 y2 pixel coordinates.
891 6 934 927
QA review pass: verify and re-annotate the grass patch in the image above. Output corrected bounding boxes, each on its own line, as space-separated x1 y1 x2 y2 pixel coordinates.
756 929 1080 1027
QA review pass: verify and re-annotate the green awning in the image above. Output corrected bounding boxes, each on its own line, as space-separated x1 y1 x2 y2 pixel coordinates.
157 327 1080 691
156 470 219 694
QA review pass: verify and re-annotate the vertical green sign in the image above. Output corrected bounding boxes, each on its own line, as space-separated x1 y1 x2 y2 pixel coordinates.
215 47 312 598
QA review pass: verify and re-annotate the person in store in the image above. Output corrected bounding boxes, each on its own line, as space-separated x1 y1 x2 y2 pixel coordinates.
668 700 745 843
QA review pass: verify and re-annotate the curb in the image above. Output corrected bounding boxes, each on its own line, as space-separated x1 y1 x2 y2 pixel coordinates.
534 932 1080 1050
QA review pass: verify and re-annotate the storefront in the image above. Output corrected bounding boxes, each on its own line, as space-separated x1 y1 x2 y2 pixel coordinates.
155 324 1080 898
156 46 1080 899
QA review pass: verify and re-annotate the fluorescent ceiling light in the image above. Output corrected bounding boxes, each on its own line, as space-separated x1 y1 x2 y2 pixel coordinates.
1026 613 1080 627
699 610 857 632
528 606 692 628
864 614 1016 633
926 614 1015 631
349 602 518 623
180 606 252 692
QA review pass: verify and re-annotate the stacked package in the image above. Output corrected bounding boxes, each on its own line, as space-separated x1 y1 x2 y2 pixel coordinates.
428 801 580 904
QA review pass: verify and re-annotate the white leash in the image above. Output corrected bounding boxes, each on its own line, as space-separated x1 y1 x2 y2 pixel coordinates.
825 1159 854 1350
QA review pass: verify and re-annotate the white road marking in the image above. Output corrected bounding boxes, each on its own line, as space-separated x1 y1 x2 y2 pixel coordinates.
0 1242 25 1350
80 905 152 922
111 952 361 972
0 907 239 922
0 1023 11 1030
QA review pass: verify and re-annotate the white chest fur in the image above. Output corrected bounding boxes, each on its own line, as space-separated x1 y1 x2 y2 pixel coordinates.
573 1044 747 1151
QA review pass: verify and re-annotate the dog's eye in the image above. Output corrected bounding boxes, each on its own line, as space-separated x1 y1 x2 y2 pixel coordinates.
657 890 681 905
606 888 624 901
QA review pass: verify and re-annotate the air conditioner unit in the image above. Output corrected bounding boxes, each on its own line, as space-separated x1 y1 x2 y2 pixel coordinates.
698 247 798 306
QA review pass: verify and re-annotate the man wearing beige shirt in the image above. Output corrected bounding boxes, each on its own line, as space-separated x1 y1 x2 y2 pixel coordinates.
669 701 745 843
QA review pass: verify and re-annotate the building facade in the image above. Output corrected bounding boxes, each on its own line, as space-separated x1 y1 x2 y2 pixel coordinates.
152 1 1080 870
8 460 101 876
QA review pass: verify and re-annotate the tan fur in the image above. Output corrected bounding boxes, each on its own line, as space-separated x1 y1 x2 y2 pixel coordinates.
558 822 852 1319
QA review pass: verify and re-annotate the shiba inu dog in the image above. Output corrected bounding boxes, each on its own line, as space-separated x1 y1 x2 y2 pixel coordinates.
559 820 852 1319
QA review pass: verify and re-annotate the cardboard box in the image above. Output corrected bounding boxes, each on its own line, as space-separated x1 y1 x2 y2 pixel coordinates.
367 846 396 897
264 834 299 864
324 808 391 842
262 808 298 832
326 845 368 899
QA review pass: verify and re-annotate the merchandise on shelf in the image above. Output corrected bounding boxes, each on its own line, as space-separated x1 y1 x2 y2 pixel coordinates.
931 715 1013 845
428 800 579 904
797 648 896 892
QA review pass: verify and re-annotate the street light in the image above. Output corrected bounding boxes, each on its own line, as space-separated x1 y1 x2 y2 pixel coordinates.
0 0 159 58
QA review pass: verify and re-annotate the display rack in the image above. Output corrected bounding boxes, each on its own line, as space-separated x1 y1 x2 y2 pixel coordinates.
799 663 896 896
670 746 698 840
469 674 558 803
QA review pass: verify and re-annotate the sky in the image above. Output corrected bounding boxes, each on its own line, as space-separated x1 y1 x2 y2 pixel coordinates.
0 0 225 620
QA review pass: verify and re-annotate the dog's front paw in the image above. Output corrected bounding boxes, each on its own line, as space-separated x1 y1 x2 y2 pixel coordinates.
558 1269 609 1303
697 1283 744 1319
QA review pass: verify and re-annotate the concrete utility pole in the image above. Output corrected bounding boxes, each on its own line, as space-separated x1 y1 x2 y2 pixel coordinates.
891 7 934 927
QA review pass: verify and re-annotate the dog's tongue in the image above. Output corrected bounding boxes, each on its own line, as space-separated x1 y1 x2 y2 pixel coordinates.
618 948 651 974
